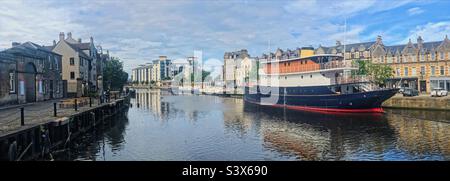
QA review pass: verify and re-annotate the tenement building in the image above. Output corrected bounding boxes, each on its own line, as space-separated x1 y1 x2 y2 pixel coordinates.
0 42 63 106
315 35 450 93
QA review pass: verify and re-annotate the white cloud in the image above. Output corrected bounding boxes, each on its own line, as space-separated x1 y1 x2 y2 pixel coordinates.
408 7 424 16
0 0 421 75
284 0 415 19
399 21 450 44
0 0 85 49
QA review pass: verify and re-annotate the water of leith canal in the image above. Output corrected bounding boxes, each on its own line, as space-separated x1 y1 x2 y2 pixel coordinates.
54 89 450 161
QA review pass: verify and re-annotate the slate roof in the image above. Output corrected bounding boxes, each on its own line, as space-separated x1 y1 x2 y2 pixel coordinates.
1 42 61 58
65 42 91 59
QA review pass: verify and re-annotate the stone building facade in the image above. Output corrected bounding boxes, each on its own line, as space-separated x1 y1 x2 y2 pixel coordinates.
0 52 17 106
315 35 450 93
223 49 249 90
0 42 63 106
49 32 93 97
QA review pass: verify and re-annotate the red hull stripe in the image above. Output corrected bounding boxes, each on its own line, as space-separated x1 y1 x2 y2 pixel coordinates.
246 100 384 113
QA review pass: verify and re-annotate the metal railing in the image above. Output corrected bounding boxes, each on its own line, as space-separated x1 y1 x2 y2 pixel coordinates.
335 75 370 85
320 60 358 70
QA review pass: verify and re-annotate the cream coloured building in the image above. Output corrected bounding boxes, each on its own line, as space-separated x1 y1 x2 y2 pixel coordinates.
51 32 92 97
236 56 254 87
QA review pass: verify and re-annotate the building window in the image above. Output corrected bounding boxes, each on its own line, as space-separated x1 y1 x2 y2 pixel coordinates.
48 56 52 69
431 66 436 76
70 72 75 80
431 53 435 61
55 57 59 70
80 59 84 66
70 58 75 65
421 66 425 76
396 68 400 76
412 67 416 76
440 66 445 75
404 67 408 76
440 52 444 60
9 72 15 93
420 54 425 61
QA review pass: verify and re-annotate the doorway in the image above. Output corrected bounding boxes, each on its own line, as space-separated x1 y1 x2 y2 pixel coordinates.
419 80 427 92
24 63 37 102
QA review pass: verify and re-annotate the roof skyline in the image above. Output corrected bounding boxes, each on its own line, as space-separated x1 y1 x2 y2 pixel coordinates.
1 0 450 73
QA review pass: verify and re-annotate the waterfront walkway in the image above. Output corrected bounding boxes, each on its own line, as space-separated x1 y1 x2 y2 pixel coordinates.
382 93 450 110
0 97 119 136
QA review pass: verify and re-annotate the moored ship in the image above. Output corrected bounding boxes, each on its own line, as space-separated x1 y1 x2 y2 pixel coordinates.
244 47 398 113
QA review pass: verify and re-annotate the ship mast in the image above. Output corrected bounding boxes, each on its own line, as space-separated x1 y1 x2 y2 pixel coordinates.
343 18 346 61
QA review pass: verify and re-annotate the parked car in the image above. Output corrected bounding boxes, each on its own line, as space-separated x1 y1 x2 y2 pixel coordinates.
431 88 448 97
402 88 419 97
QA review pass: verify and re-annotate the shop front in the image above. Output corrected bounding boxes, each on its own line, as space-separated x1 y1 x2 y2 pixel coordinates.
430 77 450 91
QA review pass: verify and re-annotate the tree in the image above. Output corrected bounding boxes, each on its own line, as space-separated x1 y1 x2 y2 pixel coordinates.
368 63 393 86
103 57 128 91
352 59 393 86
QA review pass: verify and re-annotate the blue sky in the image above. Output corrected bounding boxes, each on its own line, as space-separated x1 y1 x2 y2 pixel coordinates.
1 0 450 74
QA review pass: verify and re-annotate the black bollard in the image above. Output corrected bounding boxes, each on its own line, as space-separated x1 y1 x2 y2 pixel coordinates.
53 102 57 117
89 97 92 107
137 103 140 108
74 99 78 111
20 107 24 126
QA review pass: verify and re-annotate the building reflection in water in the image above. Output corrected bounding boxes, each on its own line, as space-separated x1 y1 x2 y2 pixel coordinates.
386 111 450 158
243 104 397 160
58 89 450 160
133 89 450 160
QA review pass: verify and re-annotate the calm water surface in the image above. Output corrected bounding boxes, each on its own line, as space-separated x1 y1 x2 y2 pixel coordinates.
55 89 450 161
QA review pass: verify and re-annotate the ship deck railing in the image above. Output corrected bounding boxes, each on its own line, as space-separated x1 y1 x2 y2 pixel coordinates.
334 75 370 85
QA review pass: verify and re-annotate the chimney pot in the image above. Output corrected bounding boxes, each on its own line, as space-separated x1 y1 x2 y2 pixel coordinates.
90 37 94 44
67 32 72 39
78 38 82 43
53 40 56 46
59 32 65 41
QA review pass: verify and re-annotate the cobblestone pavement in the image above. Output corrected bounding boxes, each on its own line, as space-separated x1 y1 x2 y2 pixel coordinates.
0 97 120 136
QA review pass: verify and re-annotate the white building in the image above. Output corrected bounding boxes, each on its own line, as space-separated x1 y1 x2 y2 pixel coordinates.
223 49 250 92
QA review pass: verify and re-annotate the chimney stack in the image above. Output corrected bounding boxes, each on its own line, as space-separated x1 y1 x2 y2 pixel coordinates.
53 40 56 46
78 38 82 43
67 32 72 39
59 32 65 41
376 35 382 44
90 37 94 44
